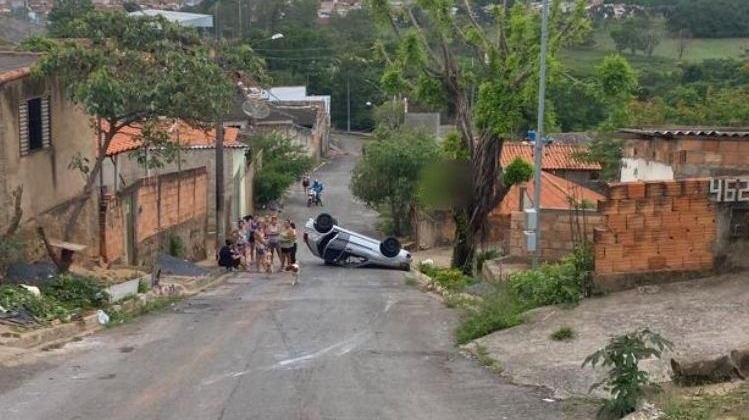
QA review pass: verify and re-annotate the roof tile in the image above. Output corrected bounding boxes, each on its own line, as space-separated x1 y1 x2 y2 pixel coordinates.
105 120 242 156
500 142 601 171
493 171 605 213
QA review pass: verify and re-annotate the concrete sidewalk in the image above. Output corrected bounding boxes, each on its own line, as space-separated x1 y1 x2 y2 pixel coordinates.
471 272 749 399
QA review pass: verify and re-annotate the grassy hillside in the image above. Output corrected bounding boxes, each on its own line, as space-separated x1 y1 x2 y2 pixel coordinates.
562 27 749 76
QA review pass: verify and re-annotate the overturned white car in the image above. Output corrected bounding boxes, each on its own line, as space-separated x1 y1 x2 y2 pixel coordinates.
303 213 411 271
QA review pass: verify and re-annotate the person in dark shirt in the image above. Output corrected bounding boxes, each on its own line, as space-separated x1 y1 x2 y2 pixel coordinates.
217 239 241 270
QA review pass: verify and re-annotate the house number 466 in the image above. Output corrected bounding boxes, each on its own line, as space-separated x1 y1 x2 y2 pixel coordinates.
710 178 749 202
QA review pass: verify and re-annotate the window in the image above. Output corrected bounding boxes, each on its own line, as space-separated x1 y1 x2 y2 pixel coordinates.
19 96 51 156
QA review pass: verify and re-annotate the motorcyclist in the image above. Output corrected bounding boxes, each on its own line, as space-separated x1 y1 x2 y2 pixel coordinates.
310 179 324 205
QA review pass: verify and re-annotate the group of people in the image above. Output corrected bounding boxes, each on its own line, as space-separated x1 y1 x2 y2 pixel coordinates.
217 213 298 274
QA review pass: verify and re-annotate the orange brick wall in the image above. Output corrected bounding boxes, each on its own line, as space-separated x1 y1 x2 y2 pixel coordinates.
101 168 208 263
594 179 716 277
624 137 749 177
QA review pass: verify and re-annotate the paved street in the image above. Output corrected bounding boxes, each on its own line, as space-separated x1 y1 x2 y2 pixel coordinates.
0 135 566 420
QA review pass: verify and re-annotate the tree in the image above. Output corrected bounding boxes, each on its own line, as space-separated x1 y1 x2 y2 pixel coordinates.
28 11 258 270
369 0 590 272
249 134 313 205
47 0 94 37
351 128 440 237
609 17 659 56
593 54 638 130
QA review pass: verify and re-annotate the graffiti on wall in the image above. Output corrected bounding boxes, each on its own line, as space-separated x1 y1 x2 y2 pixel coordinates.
710 178 749 202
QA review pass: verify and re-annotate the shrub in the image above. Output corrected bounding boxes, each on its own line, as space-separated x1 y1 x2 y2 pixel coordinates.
250 134 313 205
551 326 576 341
167 235 186 258
455 290 524 345
582 328 674 420
475 249 500 272
41 274 109 310
0 285 68 322
433 269 471 291
507 260 582 308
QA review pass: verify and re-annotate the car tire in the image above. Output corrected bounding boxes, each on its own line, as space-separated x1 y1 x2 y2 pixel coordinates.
314 213 335 233
379 237 401 258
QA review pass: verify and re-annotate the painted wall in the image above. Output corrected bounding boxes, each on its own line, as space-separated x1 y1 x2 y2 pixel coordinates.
620 158 674 182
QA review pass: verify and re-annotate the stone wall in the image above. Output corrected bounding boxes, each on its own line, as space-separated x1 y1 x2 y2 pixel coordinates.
593 179 717 290
508 209 603 262
100 167 208 265
411 209 455 250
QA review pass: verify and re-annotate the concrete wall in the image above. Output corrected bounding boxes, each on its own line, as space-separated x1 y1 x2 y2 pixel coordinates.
0 75 99 256
411 210 455 250
100 167 208 265
621 136 749 179
404 113 440 137
620 157 674 182
508 209 603 262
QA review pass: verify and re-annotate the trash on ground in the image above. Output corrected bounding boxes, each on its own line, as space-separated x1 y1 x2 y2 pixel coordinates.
97 310 110 325
19 284 41 297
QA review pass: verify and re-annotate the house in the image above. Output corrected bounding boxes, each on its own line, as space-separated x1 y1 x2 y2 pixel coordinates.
618 128 749 182
0 51 99 257
100 121 257 263
500 142 602 186
486 171 605 261
252 103 329 160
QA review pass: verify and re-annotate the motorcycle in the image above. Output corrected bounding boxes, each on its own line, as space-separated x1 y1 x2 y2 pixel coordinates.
307 190 322 207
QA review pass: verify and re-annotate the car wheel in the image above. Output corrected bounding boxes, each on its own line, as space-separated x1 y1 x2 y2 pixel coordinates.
314 213 335 233
379 237 401 258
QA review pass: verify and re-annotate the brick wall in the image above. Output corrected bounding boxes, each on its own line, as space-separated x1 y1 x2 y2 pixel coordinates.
101 167 208 264
594 179 716 289
508 209 603 261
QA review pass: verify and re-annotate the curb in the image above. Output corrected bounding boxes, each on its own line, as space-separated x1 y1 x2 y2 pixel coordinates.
0 270 232 355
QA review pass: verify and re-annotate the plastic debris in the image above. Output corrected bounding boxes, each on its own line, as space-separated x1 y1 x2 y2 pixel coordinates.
97 310 110 325
20 284 41 297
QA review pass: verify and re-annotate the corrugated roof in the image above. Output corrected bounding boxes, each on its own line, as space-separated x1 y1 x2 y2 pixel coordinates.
500 142 601 171
493 171 605 214
620 128 749 138
106 121 242 157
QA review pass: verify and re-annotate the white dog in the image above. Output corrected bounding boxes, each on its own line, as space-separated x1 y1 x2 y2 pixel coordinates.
285 262 300 286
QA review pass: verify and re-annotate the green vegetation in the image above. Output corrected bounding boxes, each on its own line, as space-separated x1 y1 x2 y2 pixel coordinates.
417 263 475 292
474 344 504 373
0 275 108 323
249 134 313 206
167 235 186 259
351 128 440 236
583 329 674 420
551 326 576 341
455 288 525 345
658 384 749 420
107 295 183 327
474 249 500 273
503 158 534 189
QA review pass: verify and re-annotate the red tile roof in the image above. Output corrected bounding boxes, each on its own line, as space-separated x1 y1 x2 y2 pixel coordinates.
105 120 242 157
500 142 601 171
493 171 605 214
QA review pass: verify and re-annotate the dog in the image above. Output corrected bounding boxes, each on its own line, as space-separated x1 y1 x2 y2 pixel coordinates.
284 262 300 286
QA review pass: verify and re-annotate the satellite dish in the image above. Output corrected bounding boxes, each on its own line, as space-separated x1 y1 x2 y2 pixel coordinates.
242 98 271 119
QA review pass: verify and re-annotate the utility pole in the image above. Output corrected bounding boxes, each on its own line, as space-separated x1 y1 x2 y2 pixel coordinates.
532 0 551 269
214 1 225 245
346 77 351 132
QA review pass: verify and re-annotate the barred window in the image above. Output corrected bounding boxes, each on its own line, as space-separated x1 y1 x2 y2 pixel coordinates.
19 96 51 156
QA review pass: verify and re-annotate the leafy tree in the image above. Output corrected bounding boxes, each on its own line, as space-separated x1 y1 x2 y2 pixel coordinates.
249 134 313 205
609 17 659 56
583 329 673 419
593 54 638 130
47 0 94 37
351 128 440 236
26 11 261 270
503 158 533 188
369 0 590 272
667 0 749 38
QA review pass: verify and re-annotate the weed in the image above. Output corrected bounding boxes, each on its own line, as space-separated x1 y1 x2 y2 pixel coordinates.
433 269 471 292
658 384 749 420
551 326 576 341
137 281 149 294
106 295 183 328
455 289 524 345
474 344 503 373
168 235 186 258
582 329 674 420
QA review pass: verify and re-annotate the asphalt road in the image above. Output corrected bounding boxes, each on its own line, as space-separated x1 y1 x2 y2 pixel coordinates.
0 134 566 420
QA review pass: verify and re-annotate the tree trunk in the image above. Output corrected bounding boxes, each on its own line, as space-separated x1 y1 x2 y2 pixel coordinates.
451 208 474 273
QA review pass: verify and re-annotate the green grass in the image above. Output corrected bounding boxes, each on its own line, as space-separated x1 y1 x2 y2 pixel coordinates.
550 326 576 341
455 289 524 345
474 344 504 374
562 26 749 76
657 383 749 420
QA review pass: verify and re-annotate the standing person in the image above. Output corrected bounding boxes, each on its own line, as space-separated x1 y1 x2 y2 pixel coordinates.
289 221 298 265
254 219 271 274
279 220 296 271
301 174 310 195
266 215 282 271
243 215 256 265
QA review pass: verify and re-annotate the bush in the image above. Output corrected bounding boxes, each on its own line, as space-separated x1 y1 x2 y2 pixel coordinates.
250 134 313 205
168 235 186 258
41 274 109 310
0 285 68 322
583 328 674 420
507 259 582 308
551 326 576 341
432 269 471 291
455 290 525 345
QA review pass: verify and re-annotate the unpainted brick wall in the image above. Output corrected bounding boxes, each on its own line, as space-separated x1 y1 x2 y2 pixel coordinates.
624 137 749 178
594 179 716 279
101 168 208 264
508 209 603 261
